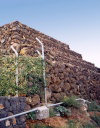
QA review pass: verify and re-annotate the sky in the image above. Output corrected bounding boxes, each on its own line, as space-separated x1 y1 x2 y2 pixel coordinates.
0 0 100 67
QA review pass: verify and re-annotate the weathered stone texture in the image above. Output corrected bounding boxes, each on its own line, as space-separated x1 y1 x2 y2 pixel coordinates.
0 97 26 128
0 21 100 104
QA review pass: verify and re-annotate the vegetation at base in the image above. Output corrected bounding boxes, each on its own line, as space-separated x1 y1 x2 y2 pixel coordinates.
82 123 96 128
91 115 100 127
55 106 71 117
49 108 57 117
27 111 36 120
68 120 77 128
0 55 44 96
68 120 96 128
30 124 53 128
87 101 100 112
62 96 81 109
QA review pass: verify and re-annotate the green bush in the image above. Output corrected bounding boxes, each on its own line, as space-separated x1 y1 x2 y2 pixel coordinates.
82 123 96 128
0 55 44 96
91 115 100 127
62 96 80 109
49 108 57 117
27 111 36 120
0 56 18 96
87 101 100 112
31 124 53 128
68 120 77 128
55 106 71 117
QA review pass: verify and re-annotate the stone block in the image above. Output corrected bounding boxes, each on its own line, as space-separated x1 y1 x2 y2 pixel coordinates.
0 104 4 109
36 106 49 120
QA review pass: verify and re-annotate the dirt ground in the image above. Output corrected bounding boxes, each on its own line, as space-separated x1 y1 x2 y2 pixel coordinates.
26 108 98 128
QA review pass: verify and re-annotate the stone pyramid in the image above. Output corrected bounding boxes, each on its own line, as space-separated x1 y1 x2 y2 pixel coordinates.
0 21 100 103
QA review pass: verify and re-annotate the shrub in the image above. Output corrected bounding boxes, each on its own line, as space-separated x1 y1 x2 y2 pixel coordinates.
0 56 17 96
55 106 71 117
68 120 77 128
31 124 53 128
87 101 100 112
91 115 100 127
0 55 44 96
82 123 96 128
27 111 36 120
62 96 80 109
49 108 57 117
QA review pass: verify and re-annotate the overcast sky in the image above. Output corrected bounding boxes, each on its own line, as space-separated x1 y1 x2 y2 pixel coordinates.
0 0 100 67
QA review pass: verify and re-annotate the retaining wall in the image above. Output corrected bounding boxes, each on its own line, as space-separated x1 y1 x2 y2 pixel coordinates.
0 97 27 128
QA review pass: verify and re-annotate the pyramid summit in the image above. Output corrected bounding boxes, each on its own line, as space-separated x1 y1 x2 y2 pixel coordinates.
0 21 70 54
0 21 100 103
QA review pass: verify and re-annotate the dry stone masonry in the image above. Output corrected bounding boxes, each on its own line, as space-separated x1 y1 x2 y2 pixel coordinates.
0 97 26 128
0 21 100 104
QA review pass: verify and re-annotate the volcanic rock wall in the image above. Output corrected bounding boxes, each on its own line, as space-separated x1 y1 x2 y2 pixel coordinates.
0 97 26 128
0 21 100 103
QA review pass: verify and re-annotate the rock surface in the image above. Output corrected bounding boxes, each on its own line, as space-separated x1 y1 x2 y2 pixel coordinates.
0 21 100 103
26 94 40 107
0 97 27 128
